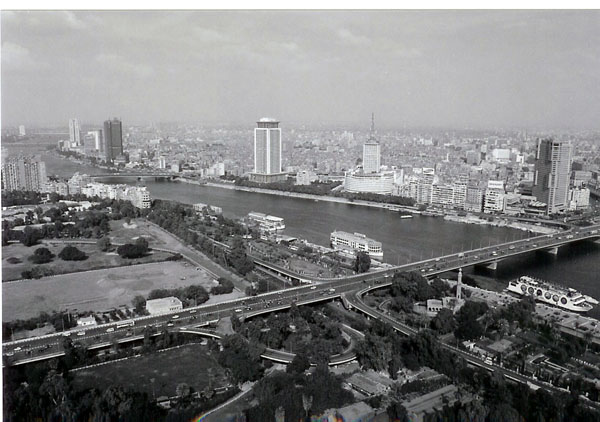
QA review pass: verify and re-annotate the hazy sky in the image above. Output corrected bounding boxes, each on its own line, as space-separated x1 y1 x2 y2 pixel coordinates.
2 10 599 129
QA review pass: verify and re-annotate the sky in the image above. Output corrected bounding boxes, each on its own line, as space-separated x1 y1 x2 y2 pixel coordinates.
1 10 599 130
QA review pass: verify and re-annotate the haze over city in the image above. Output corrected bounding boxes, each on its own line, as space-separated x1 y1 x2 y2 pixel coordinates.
2 9 600 129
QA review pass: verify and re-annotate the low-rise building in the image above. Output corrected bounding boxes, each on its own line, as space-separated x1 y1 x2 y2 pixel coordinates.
77 316 97 327
146 297 183 315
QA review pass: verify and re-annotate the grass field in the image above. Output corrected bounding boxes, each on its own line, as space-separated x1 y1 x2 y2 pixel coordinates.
2 261 216 321
72 343 229 398
1 241 174 281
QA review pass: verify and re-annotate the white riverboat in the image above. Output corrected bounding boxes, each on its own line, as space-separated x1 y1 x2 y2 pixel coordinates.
330 231 383 260
507 275 597 312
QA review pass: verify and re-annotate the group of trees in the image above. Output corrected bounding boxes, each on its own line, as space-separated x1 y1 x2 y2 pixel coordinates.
58 245 88 261
117 237 150 259
1 190 42 206
333 190 416 206
239 304 346 364
2 310 77 339
389 271 451 313
227 238 254 275
245 364 353 421
147 284 209 307
232 177 343 196
354 251 371 273
210 277 235 295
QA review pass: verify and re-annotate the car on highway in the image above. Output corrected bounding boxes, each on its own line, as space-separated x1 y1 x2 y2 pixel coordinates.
13 347 22 352
77 331 86 336
310 286 317 290
166 322 174 327
235 308 242 313
189 309 197 314
171 315 180 319
106 328 115 333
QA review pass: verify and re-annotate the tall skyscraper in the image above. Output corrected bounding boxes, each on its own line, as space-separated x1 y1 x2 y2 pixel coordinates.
362 113 380 174
103 118 123 163
69 118 81 146
250 118 286 183
18 125 26 136
1 156 47 192
532 138 572 215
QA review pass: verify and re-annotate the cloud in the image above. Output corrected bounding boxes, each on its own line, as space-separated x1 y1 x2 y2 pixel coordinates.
1 42 36 70
336 28 371 46
191 27 225 43
95 53 155 79
62 11 86 30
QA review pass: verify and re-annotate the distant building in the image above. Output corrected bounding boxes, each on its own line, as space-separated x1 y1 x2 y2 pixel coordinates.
158 156 167 169
344 171 394 194
77 316 97 327
295 169 317 186
193 203 223 215
69 118 81 146
344 114 394 194
103 118 123 163
484 180 506 213
146 297 183 315
250 118 287 183
464 185 484 213
1 156 47 192
532 138 572 215
18 125 26 136
363 114 380 174
568 187 590 211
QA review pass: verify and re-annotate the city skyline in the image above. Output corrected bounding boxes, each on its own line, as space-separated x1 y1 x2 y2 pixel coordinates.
2 10 600 130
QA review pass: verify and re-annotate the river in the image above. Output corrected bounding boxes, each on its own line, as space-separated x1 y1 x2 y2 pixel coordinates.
9 147 600 318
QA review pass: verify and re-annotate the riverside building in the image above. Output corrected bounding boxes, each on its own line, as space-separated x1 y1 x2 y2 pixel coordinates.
250 118 287 183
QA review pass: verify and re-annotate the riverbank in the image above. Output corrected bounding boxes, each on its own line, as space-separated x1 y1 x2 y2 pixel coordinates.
177 178 560 235
178 177 420 213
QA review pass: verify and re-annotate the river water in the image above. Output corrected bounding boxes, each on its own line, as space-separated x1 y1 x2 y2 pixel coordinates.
12 147 600 318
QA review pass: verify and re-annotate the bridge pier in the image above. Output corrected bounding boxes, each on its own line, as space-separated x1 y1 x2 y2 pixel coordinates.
485 260 498 270
544 246 559 255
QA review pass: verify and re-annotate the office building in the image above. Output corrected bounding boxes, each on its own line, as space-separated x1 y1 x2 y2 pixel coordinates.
532 138 572 215
250 118 286 183
69 118 81 146
568 187 590 211
103 118 124 163
1 156 47 192
464 185 484 213
18 125 26 136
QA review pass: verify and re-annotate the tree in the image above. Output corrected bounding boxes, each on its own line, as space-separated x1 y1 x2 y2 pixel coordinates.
135 236 149 250
354 251 371 273
430 308 457 334
21 226 41 247
287 352 311 374
29 247 55 264
132 295 147 314
387 402 410 422
116 243 147 259
97 236 112 252
58 245 88 261
211 278 235 295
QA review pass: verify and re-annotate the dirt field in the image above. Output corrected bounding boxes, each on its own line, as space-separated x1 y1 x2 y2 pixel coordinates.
2 261 216 321
108 219 183 250
72 343 229 397
1 241 174 281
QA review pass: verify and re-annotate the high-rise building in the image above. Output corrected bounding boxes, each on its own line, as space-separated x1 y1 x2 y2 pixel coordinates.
69 118 81 146
1 156 47 192
532 138 572 215
362 113 380 174
103 118 123 163
250 118 286 183
18 125 26 136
